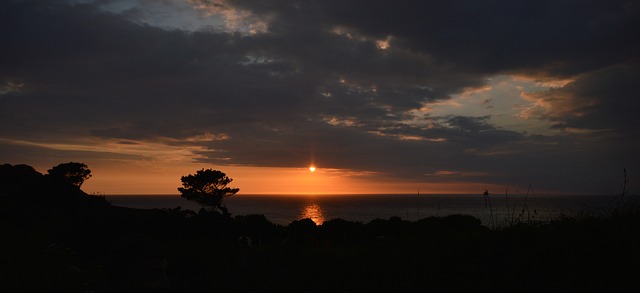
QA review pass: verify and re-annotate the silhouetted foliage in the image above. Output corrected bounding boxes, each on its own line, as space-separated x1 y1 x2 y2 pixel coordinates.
0 164 45 196
0 163 110 214
287 218 318 245
47 162 92 187
235 214 278 246
104 233 169 292
178 169 239 214
319 218 364 244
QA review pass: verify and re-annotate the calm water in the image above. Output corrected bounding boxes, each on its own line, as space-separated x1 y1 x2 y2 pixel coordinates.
106 194 624 226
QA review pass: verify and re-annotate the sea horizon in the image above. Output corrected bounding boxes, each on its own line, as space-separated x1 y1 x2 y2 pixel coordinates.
104 193 625 226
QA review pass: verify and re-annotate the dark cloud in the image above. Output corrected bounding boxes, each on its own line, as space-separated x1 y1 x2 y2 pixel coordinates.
262 0 640 76
1 0 639 193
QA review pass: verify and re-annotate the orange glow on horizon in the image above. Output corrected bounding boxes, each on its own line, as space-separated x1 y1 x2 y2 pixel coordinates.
55 160 504 195
309 166 316 172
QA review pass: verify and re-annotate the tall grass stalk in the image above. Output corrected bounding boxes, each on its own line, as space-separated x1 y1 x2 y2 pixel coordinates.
483 189 495 228
500 184 539 228
504 187 510 226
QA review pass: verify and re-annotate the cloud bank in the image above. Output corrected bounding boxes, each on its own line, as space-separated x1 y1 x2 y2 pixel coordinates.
1 0 639 193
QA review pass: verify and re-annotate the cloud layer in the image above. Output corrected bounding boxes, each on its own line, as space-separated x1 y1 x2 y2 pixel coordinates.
1 0 639 193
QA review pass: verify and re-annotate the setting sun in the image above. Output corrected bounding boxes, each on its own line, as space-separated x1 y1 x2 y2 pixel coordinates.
309 166 316 172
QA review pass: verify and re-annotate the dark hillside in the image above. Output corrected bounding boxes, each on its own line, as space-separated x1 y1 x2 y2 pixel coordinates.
1 164 639 292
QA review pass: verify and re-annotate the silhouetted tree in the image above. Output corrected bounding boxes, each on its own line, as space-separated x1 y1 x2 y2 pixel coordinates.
178 169 239 214
47 162 92 188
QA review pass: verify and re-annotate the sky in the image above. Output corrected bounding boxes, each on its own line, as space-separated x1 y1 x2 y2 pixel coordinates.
1 0 639 195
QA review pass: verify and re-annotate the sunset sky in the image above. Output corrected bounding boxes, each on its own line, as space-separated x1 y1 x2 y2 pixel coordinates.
1 0 639 195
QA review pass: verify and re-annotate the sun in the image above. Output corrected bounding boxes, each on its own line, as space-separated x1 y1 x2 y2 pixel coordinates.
309 166 316 172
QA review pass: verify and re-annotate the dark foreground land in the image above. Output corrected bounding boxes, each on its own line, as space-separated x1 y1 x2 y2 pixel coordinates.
1 169 639 291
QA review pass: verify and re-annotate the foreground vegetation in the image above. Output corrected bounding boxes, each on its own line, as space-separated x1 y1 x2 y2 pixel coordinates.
1 164 639 292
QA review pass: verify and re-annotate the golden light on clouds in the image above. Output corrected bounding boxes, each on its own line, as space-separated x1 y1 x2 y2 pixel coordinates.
186 0 269 34
376 37 391 50
399 74 588 137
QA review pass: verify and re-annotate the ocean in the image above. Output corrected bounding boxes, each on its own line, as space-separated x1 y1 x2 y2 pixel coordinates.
105 193 625 227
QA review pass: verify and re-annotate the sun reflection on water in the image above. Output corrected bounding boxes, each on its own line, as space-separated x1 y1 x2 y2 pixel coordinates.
301 203 325 225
